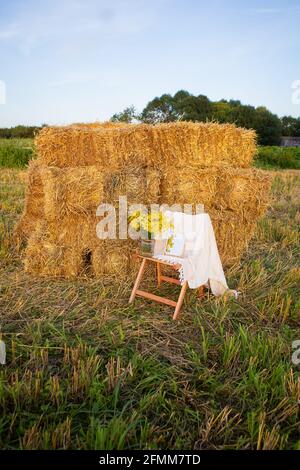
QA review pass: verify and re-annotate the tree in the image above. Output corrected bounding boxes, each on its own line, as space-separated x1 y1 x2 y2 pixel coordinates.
140 94 181 124
211 101 232 123
110 106 138 123
253 107 282 145
114 90 287 145
140 91 213 124
228 104 257 129
281 116 300 136
0 125 41 138
177 94 213 121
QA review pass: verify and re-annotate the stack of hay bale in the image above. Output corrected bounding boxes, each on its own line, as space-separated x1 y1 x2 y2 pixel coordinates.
16 121 271 278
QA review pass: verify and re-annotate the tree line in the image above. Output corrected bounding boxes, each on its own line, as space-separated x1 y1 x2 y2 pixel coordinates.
1 91 299 145
111 90 300 145
0 125 42 139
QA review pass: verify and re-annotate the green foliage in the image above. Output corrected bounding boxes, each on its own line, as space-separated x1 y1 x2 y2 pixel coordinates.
254 107 282 146
0 139 34 168
255 146 300 169
140 94 182 123
0 125 42 139
281 116 300 137
110 106 138 123
119 90 284 145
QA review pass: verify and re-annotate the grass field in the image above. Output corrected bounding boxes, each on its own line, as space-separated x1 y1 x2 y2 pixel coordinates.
0 139 34 168
0 167 299 450
256 147 300 170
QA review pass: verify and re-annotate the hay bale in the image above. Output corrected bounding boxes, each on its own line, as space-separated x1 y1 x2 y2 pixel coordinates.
161 168 218 208
105 164 161 206
161 167 271 213
24 214 105 277
35 121 256 169
20 168 270 277
19 120 271 278
152 121 256 168
39 162 160 221
41 166 105 221
24 221 84 277
35 123 156 170
217 168 271 213
209 210 258 266
161 167 271 266
70 121 127 129
14 161 44 241
24 219 135 278
92 239 136 279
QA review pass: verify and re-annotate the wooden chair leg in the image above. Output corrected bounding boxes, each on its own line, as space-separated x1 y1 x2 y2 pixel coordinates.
129 258 147 304
156 262 161 286
198 285 205 299
172 281 188 321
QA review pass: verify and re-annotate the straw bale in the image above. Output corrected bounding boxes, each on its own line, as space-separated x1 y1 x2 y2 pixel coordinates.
41 166 105 221
92 239 136 279
161 167 271 266
161 168 218 207
153 121 256 168
20 119 271 278
209 209 258 266
22 166 271 275
70 121 127 129
217 168 272 213
24 217 136 278
39 215 100 251
35 121 256 169
24 221 84 277
105 164 161 205
14 161 44 241
35 123 156 169
161 167 271 214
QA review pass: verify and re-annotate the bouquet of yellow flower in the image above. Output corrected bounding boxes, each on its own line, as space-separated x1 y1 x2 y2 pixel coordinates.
128 210 174 256
129 210 174 239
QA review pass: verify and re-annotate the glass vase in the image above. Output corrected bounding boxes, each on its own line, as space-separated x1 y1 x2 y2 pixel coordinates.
140 238 155 257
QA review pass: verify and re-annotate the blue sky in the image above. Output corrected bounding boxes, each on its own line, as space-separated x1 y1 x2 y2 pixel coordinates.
0 0 299 126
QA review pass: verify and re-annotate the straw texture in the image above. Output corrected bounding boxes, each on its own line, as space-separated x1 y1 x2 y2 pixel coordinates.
14 161 44 241
35 121 256 169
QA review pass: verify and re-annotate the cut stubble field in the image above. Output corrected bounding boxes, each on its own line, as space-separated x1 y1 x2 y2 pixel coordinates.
0 167 299 450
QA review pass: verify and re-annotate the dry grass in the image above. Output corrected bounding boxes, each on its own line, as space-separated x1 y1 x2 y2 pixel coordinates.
0 168 299 449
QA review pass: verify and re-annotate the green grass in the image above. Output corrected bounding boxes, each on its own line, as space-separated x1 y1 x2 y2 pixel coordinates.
255 146 300 170
0 169 299 450
0 138 34 168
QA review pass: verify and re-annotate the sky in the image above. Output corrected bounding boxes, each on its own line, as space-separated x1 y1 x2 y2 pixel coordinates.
0 0 299 126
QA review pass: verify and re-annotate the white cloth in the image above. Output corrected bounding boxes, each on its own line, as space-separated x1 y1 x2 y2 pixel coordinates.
154 212 233 297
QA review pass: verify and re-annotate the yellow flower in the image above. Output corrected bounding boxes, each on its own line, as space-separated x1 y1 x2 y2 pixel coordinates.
128 210 173 238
